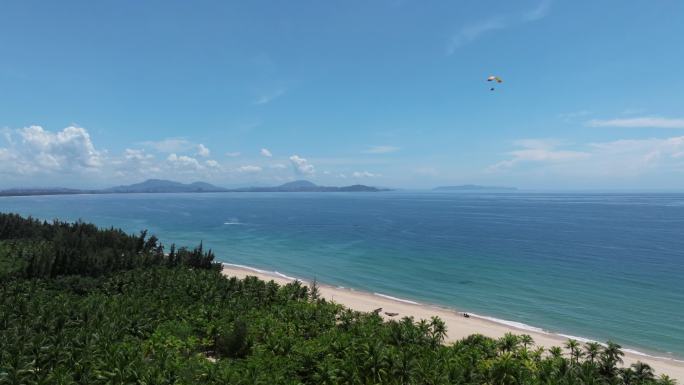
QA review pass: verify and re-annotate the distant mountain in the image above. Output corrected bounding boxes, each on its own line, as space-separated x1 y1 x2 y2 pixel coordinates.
232 180 387 192
0 187 93 197
433 185 517 192
105 179 228 193
336 184 386 192
0 179 387 197
273 180 319 191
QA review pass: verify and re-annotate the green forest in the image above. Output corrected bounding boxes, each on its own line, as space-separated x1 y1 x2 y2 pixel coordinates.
0 213 677 384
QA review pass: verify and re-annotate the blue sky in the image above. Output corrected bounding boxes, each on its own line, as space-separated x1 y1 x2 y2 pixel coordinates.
1 0 684 189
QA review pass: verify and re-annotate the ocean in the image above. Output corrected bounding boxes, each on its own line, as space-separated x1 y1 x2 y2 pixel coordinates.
1 191 683 359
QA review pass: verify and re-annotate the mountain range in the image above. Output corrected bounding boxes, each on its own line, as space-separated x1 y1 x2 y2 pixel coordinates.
231 180 386 192
0 179 388 197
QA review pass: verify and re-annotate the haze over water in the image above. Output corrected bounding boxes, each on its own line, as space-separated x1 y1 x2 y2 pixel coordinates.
2 191 683 358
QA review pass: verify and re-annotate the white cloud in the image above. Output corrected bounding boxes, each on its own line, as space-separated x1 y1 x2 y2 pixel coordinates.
447 0 552 54
0 148 11 160
124 148 153 161
0 125 104 176
237 165 262 173
112 149 159 177
167 153 202 171
110 148 222 179
363 145 400 154
589 137 684 161
583 136 684 176
260 148 273 157
22 125 102 169
489 139 589 171
0 148 21 174
0 126 329 185
489 136 684 178
197 144 210 157
121 141 218 177
225 151 241 157
289 155 315 175
1 128 13 145
139 138 193 153
587 117 684 129
254 89 286 105
352 171 380 178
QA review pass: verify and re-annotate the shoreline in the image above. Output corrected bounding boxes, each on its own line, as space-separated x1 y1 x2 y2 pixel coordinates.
221 262 684 381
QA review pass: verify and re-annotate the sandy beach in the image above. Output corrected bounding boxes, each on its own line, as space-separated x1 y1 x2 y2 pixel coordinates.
222 263 684 381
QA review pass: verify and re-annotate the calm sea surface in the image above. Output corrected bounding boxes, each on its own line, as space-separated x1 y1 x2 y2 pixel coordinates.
1 192 683 358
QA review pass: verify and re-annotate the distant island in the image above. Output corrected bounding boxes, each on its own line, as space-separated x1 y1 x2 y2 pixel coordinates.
104 179 229 193
231 180 386 192
0 179 388 197
433 184 517 192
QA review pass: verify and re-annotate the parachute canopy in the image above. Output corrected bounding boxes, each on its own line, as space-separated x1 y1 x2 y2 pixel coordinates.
487 75 503 91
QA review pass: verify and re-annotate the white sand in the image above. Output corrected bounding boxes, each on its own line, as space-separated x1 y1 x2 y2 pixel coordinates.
222 264 684 381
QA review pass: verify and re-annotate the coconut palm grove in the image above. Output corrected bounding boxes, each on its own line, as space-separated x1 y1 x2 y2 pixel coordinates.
0 213 676 384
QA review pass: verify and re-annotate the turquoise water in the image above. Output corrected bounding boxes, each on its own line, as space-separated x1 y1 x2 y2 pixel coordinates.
1 192 683 358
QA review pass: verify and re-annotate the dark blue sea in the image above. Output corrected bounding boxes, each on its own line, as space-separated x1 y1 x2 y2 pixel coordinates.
1 192 683 359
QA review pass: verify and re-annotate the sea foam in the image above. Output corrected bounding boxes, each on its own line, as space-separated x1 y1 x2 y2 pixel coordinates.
373 292 421 305
222 263 270 275
222 263 303 282
469 313 547 334
274 271 300 281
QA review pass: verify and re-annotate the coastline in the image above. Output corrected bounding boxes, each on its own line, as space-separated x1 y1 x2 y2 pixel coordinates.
221 262 684 381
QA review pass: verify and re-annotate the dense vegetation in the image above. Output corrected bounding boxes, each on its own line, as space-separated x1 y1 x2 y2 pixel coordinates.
0 213 677 384
0 213 216 280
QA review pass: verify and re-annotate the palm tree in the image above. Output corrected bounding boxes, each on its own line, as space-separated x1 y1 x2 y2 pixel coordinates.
584 342 601 364
313 359 340 385
417 319 430 345
602 341 624 365
520 334 534 349
363 341 388 383
517 346 531 361
631 362 655 383
549 346 563 359
391 348 417 385
309 278 320 301
532 346 545 363
658 374 677 385
429 316 447 347
564 339 582 364
489 352 522 385
621 367 637 385
600 341 624 378
338 360 361 385
498 333 520 354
